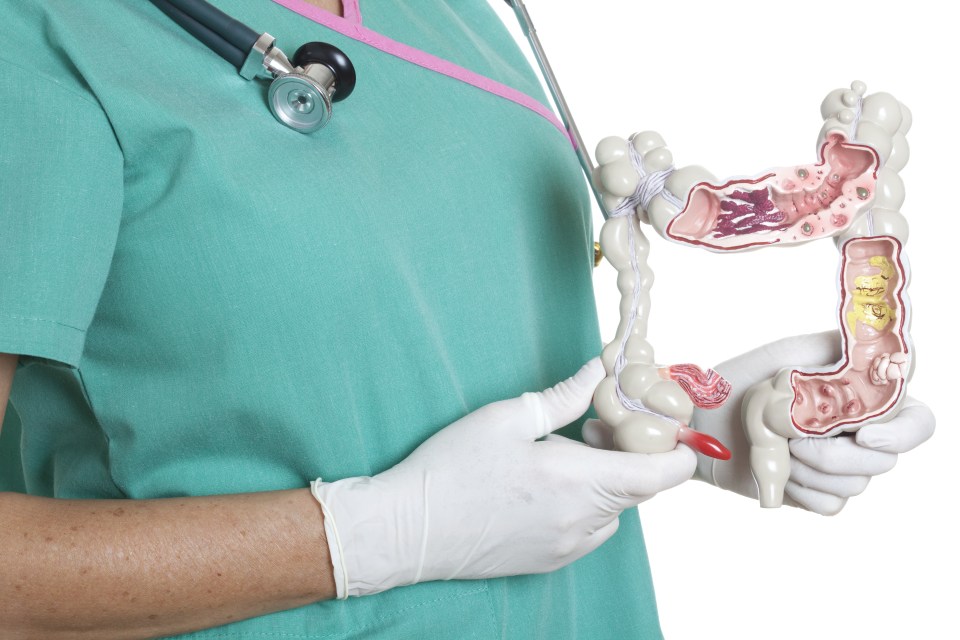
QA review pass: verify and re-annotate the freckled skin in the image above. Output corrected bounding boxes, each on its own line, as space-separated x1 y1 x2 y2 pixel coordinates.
0 485 337 639
0 3 353 637
0 357 336 637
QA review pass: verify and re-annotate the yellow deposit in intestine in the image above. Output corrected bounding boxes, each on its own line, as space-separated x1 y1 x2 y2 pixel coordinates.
847 256 896 333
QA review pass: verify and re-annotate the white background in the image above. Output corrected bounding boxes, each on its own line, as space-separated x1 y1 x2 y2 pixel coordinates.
494 1 953 638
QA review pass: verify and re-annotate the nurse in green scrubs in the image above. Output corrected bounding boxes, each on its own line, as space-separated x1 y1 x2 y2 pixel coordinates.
0 1 934 638
0 1 686 637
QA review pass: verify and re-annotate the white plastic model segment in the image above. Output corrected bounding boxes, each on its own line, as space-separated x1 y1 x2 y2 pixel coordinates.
594 152 732 459
665 134 879 250
742 236 912 507
792 237 910 435
741 83 914 507
599 83 910 255
592 82 914 502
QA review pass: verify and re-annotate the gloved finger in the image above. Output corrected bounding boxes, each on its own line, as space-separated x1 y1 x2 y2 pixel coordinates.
789 434 898 476
784 481 848 516
589 517 620 544
537 436 672 508
781 492 806 510
582 418 616 450
516 358 605 441
558 517 623 571
715 330 842 382
590 445 697 502
541 433 589 447
854 398 935 453
790 457 871 498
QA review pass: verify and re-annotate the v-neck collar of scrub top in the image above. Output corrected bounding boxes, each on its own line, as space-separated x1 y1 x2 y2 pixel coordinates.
271 0 574 146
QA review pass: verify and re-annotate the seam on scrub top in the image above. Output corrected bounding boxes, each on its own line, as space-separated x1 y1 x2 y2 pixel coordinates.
0 54 125 157
0 55 104 111
192 585 491 639
73 366 131 500
270 0 574 148
0 313 87 333
481 576 503 640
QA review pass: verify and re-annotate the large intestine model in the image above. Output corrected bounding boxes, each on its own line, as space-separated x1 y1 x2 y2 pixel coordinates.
592 81 912 507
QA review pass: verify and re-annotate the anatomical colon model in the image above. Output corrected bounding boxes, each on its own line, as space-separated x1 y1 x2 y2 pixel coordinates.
593 81 912 507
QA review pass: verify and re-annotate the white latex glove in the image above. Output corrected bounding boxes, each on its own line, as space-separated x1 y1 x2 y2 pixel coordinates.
311 358 696 598
689 332 935 515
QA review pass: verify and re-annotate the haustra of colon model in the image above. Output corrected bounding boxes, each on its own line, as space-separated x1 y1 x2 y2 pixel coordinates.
593 81 912 507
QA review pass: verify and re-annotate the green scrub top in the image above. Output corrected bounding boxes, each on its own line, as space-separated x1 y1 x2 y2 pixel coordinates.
0 1 664 637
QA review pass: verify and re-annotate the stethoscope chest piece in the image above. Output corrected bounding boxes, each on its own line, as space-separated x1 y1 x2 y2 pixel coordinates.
268 42 357 133
269 73 333 133
148 0 357 134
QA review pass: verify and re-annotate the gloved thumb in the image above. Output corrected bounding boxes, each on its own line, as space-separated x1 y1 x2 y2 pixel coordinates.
854 397 935 453
512 358 606 441
717 330 842 383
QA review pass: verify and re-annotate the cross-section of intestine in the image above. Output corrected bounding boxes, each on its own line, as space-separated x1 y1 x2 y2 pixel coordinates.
591 81 914 506
791 238 909 434
742 236 911 507
667 134 879 250
596 83 910 255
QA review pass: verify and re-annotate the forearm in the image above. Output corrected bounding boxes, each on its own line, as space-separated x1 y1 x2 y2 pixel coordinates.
0 488 335 639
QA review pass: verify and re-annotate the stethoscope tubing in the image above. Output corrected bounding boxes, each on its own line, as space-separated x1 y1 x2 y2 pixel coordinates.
506 0 605 216
149 0 258 71
147 0 603 214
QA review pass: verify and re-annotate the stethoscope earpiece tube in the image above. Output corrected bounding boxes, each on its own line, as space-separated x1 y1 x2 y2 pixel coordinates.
505 0 605 216
149 0 258 72
149 0 356 134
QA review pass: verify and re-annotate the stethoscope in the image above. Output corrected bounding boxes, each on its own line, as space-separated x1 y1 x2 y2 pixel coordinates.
147 0 602 208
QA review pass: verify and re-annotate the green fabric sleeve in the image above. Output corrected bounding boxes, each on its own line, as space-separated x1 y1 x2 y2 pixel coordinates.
0 60 124 367
0 403 25 493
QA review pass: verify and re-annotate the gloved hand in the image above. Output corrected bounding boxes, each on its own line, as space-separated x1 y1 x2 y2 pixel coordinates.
311 358 696 598
687 331 935 515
